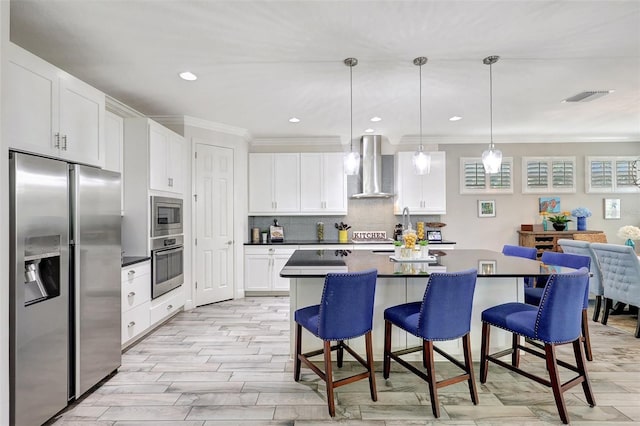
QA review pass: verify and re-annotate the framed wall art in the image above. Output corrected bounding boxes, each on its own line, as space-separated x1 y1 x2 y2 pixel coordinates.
539 196 560 213
478 200 496 217
604 198 621 219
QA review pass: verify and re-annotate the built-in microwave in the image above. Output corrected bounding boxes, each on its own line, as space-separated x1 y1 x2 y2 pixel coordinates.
150 196 183 238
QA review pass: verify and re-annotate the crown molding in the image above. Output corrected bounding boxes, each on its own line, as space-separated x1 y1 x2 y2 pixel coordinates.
151 115 252 141
251 136 343 147
397 134 637 145
105 96 146 118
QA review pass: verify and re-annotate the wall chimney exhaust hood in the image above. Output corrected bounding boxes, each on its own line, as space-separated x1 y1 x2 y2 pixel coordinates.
351 135 394 199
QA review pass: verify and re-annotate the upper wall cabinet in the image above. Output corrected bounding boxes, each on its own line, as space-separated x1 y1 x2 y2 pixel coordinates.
249 153 300 215
104 111 123 173
300 153 347 215
395 151 446 215
124 118 184 196
5 43 105 167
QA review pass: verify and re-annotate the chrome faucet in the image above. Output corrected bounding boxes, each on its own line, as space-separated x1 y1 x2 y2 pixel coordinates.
402 206 412 232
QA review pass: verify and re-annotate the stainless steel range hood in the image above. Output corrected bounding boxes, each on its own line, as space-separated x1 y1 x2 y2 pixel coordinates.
351 135 393 199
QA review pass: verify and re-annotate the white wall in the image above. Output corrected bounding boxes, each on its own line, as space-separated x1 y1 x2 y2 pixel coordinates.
441 142 640 251
1 0 10 422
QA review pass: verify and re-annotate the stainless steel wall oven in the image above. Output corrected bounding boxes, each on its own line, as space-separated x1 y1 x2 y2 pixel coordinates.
151 235 184 299
151 196 183 238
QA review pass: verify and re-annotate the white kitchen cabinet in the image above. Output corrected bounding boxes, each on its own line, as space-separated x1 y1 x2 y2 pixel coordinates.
244 246 297 293
5 43 105 167
150 286 184 325
300 153 347 215
248 153 300 215
105 111 124 213
121 261 151 345
149 121 183 194
395 151 446 214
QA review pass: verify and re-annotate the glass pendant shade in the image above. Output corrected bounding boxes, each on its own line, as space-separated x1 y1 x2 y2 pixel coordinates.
412 150 431 175
344 151 361 175
482 145 502 174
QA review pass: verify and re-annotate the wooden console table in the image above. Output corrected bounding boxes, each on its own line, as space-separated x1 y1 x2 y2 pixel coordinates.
518 230 605 258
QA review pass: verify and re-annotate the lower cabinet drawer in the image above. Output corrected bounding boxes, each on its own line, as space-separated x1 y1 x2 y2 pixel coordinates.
121 275 151 311
122 301 151 344
149 288 183 325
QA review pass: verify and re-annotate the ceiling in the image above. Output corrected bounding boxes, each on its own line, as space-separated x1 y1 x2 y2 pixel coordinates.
8 0 640 145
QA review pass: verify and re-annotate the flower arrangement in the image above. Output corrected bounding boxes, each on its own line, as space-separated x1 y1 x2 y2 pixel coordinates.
571 207 592 218
617 225 640 241
548 211 572 224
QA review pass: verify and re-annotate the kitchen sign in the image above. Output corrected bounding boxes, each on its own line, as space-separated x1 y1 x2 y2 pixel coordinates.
352 231 388 241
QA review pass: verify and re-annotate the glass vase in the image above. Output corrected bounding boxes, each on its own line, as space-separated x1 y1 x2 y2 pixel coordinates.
577 216 587 231
625 238 635 250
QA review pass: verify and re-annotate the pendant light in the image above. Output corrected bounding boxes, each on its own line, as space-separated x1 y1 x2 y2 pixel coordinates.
412 56 431 175
343 57 361 175
481 55 502 174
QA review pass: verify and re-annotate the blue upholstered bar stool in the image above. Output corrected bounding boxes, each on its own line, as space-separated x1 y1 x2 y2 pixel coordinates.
502 244 537 287
480 267 595 425
383 268 479 418
293 269 378 417
524 251 593 361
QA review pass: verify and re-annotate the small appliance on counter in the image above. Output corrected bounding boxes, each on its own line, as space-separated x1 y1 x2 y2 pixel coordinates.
270 219 284 242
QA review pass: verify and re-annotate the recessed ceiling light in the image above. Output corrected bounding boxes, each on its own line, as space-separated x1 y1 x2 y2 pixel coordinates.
288 117 300 123
370 116 382 122
179 71 197 81
364 128 375 133
449 116 463 121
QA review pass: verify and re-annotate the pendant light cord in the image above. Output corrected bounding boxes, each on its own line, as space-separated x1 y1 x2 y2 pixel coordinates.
419 62 423 152
489 61 494 150
350 62 353 152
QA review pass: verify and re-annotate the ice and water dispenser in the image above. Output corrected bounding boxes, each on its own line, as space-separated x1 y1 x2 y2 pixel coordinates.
23 235 62 305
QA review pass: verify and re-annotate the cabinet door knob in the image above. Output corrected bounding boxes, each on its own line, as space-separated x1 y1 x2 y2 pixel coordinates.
61 134 68 150
167 304 173 310
54 133 61 148
128 321 136 328
128 270 136 276
226 240 233 245
128 291 136 297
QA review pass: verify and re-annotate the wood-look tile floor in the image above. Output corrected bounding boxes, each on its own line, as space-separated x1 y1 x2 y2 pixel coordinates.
51 297 640 425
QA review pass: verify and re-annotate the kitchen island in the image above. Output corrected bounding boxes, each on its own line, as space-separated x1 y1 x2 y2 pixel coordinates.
280 249 570 359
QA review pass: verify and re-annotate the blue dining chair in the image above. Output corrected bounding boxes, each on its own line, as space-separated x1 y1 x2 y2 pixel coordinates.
480 267 595 425
590 243 640 337
502 244 537 287
293 268 378 417
524 251 593 360
383 268 478 418
558 239 605 322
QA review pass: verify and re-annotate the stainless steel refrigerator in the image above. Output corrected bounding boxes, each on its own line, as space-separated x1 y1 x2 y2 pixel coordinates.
9 152 122 426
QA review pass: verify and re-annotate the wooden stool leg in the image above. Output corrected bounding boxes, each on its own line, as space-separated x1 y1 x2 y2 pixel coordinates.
294 323 302 381
480 322 490 383
545 343 569 424
512 334 520 367
423 340 440 418
573 339 595 407
323 340 336 417
337 340 344 368
383 320 392 379
581 309 593 361
365 331 377 402
462 334 479 405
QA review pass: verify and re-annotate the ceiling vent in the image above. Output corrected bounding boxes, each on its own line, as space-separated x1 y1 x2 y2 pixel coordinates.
562 91 613 103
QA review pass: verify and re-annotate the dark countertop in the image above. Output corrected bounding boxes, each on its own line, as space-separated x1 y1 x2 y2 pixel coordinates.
244 240 456 246
122 256 151 267
280 249 570 278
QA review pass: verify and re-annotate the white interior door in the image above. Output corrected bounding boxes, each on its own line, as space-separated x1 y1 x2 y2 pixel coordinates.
195 143 234 306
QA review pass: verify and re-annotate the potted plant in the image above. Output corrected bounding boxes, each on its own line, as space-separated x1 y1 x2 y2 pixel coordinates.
548 211 572 231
